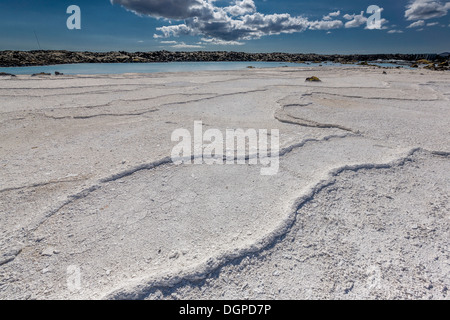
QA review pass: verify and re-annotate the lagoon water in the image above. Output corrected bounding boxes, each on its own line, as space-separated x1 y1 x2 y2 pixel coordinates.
0 61 410 75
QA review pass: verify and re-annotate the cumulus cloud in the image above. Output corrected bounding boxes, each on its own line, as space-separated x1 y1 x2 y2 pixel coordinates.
153 24 193 38
200 37 245 45
343 10 387 30
110 0 213 19
171 42 204 49
404 0 450 21
224 0 256 16
407 19 426 27
323 10 341 21
344 12 368 28
366 18 388 30
308 19 343 30
112 0 378 42
159 40 204 48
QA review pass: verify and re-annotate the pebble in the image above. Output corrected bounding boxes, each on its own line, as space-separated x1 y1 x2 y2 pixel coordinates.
41 247 56 257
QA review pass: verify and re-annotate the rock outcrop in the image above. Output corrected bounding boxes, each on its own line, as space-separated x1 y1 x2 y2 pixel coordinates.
0 50 448 68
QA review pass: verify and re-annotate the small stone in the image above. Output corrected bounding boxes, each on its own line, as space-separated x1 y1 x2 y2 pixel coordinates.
306 76 321 82
41 247 55 256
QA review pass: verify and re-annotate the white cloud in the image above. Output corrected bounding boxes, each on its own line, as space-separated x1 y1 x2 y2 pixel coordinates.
407 19 426 27
344 12 368 28
224 0 256 16
329 10 341 17
111 0 380 42
171 42 204 49
427 21 439 25
405 0 450 21
342 10 387 30
323 10 340 21
154 24 193 38
366 18 388 29
387 29 404 33
308 19 343 30
200 38 245 45
110 0 226 20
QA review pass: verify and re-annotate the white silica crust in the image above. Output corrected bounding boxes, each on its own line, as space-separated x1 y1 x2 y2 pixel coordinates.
0 67 448 299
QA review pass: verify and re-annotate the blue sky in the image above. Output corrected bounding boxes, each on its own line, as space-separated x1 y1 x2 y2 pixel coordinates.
0 0 449 53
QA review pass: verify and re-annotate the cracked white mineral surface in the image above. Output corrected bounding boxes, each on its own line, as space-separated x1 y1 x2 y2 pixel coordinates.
0 67 449 299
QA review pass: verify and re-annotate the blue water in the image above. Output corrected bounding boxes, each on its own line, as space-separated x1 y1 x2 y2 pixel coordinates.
0 61 410 75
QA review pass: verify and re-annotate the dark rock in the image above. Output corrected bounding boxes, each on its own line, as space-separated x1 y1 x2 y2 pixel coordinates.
55 71 63 75
31 72 51 76
0 72 16 77
306 76 321 82
416 59 431 64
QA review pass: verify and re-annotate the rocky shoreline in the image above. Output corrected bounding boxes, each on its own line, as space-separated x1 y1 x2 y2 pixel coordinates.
0 50 448 68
